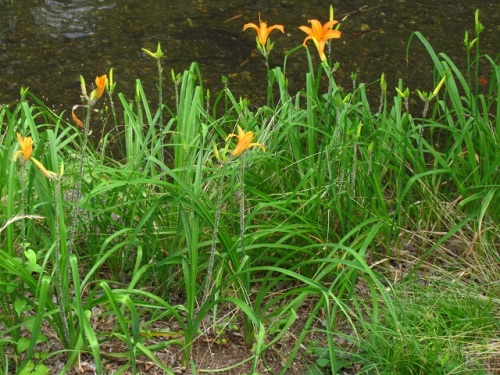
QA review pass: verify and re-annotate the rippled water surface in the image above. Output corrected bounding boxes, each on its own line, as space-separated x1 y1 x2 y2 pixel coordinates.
1 0 498 112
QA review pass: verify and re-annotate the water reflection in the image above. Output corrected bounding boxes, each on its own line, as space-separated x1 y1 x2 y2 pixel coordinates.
34 0 115 39
0 0 498 113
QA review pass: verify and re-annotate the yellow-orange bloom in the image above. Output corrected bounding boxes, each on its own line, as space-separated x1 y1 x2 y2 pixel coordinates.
12 133 60 179
299 19 341 62
226 126 265 157
13 133 33 161
95 75 106 100
243 17 284 47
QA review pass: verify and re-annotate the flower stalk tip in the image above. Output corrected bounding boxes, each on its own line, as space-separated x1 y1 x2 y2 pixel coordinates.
142 42 165 60
31 158 58 180
395 87 410 99
106 68 117 95
432 75 447 98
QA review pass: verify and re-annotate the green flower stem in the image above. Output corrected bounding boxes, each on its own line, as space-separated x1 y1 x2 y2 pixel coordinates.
18 164 27 255
53 176 71 348
238 154 254 346
69 103 92 253
238 154 245 257
156 57 165 166
202 161 227 306
107 91 118 129
7 159 17 257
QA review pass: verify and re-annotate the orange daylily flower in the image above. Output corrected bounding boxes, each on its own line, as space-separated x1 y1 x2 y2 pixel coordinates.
13 133 58 179
95 75 107 100
226 126 265 157
299 19 341 62
243 16 284 47
13 133 33 161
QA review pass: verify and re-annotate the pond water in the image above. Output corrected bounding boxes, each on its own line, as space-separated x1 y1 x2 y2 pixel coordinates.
1 0 498 115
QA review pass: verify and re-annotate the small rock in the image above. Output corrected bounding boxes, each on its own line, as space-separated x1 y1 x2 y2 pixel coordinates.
360 24 371 32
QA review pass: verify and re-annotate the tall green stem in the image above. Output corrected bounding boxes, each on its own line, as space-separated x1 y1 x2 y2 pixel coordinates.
238 154 254 346
69 104 92 253
202 162 227 305
157 57 165 166
54 176 71 347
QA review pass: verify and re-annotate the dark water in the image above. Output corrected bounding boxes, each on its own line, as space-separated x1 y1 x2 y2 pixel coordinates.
1 0 499 115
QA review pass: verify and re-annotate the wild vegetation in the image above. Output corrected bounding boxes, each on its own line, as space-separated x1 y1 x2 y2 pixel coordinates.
0 9 498 375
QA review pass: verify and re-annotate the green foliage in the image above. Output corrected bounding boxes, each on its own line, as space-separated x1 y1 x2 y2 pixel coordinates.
0 11 498 374
356 278 496 374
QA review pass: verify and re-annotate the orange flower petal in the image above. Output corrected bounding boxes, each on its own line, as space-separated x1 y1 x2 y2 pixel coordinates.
72 105 84 128
95 75 107 100
299 18 341 62
478 76 489 86
14 133 33 161
243 17 284 46
227 126 265 157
